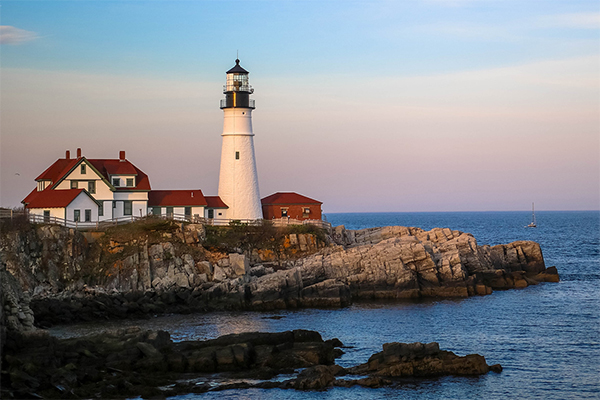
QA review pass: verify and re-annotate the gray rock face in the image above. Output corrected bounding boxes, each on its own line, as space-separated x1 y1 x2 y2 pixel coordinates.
2 223 558 324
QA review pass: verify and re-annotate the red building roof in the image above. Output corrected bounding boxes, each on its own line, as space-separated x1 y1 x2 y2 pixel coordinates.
261 192 322 205
36 158 78 182
205 196 228 208
89 159 151 191
33 152 151 192
148 190 207 207
24 189 92 209
90 159 138 176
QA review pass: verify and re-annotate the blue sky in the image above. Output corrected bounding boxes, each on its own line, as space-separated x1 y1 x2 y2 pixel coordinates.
1 0 599 212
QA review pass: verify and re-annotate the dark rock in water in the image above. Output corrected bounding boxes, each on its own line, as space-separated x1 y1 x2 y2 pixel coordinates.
0 326 499 398
349 341 492 378
289 365 336 390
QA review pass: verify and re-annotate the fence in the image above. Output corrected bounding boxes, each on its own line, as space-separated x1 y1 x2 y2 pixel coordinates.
2 209 331 231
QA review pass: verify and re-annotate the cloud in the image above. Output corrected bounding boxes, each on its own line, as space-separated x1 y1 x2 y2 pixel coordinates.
0 26 39 45
537 12 600 30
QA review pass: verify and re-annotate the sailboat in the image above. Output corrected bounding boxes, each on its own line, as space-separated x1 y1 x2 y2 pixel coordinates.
527 203 537 228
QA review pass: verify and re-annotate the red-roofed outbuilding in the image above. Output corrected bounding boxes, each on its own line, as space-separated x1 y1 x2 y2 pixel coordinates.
261 192 322 220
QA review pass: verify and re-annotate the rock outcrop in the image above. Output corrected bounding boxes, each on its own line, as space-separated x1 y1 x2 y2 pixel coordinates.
0 328 499 398
1 222 558 325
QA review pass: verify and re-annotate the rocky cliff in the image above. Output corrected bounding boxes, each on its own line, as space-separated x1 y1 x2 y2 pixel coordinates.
0 220 558 326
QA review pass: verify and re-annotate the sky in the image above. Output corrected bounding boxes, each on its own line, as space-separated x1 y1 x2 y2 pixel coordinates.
1 0 599 213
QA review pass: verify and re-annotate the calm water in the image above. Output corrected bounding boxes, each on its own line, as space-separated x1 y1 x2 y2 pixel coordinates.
50 211 600 399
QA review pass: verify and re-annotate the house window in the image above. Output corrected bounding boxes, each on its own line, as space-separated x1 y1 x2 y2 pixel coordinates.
303 208 311 218
281 208 288 218
185 207 192 217
98 202 104 216
71 180 78 189
124 201 132 216
74 210 80 222
43 210 50 223
113 200 117 209
112 178 120 187
166 207 174 217
235 151 240 160
85 209 91 222
152 207 161 216
208 209 214 219
126 178 134 187
88 181 96 194
81 164 86 174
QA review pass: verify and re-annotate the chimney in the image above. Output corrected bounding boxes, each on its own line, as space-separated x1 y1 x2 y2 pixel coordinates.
119 151 126 162
66 150 70 160
77 148 82 159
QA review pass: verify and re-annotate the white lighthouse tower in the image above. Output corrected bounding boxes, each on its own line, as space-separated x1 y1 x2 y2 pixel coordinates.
217 59 262 220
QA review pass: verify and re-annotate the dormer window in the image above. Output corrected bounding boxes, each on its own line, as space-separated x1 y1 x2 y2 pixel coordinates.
126 178 134 187
80 164 86 174
112 178 120 187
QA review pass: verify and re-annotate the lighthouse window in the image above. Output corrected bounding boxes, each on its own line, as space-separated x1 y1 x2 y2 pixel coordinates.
235 151 240 160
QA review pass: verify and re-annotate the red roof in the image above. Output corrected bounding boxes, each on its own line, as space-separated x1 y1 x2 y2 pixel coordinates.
36 158 78 182
261 192 322 205
24 189 91 209
22 188 40 205
34 155 151 192
148 190 207 207
205 196 228 208
91 159 138 176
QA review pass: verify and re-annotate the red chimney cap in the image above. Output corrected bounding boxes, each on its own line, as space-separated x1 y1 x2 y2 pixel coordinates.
119 150 126 161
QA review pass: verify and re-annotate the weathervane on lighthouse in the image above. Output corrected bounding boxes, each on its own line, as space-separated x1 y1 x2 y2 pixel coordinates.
217 59 263 220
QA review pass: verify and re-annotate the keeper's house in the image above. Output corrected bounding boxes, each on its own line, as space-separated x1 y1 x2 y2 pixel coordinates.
22 148 230 223
261 192 322 221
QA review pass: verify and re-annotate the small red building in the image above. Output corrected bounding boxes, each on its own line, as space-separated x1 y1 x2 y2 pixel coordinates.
261 192 322 221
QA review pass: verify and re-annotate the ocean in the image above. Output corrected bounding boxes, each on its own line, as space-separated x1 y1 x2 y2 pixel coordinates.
49 211 600 399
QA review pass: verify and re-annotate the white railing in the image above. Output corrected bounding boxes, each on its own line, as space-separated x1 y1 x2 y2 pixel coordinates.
22 212 331 231
271 218 331 230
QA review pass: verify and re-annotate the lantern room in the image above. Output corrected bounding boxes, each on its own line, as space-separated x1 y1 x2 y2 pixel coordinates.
221 59 255 109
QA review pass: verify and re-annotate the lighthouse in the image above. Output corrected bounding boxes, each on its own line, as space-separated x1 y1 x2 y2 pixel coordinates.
217 59 262 220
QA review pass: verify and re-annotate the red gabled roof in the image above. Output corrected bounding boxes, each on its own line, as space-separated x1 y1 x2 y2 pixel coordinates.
24 189 89 209
87 159 151 191
22 188 40 205
91 159 138 176
33 153 151 192
205 196 228 208
36 158 78 182
261 192 322 205
148 190 207 207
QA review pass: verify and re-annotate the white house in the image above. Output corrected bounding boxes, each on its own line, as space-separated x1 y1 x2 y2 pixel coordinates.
23 148 152 222
23 148 230 224
25 188 99 224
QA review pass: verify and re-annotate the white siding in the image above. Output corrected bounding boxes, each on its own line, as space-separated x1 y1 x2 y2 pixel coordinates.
110 175 137 189
28 207 65 219
66 194 98 222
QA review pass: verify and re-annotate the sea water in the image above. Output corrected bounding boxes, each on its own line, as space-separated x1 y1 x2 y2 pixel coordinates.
49 211 600 399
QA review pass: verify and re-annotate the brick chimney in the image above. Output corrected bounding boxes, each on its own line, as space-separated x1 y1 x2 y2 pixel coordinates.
65 150 70 160
77 148 82 159
119 151 126 162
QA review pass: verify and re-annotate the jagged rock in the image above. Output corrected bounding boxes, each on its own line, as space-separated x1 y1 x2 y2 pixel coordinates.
349 341 493 378
2 223 557 323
